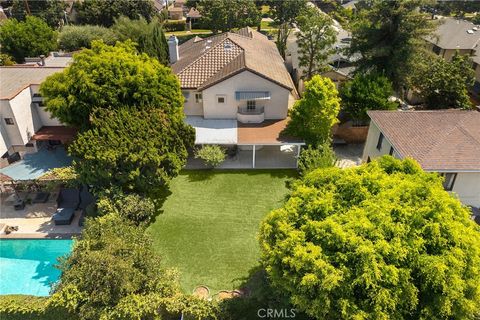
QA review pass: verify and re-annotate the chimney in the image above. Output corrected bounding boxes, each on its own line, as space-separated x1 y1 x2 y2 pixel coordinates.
168 35 179 64
39 55 46 66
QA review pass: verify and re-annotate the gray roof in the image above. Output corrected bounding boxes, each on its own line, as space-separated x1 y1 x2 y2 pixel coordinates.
0 67 65 100
172 27 296 92
427 17 480 50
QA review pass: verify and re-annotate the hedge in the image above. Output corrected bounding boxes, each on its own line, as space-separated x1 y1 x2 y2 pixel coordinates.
164 20 186 32
0 295 76 320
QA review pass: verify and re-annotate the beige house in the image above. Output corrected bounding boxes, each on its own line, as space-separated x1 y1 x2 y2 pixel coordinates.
363 110 480 208
169 27 304 168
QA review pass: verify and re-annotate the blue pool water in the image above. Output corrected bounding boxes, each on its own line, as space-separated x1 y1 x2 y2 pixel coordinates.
0 240 73 296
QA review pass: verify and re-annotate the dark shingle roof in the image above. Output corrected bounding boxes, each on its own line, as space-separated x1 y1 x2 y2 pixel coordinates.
171 27 296 92
368 110 480 171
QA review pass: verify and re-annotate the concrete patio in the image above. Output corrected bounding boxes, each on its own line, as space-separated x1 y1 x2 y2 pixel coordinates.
0 191 82 238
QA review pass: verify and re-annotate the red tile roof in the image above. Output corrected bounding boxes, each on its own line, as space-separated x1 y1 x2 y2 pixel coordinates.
368 110 480 171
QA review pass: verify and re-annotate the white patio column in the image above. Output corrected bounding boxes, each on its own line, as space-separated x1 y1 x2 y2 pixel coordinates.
295 144 302 168
252 145 256 168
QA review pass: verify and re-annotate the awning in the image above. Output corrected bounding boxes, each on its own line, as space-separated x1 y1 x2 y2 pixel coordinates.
235 91 271 101
32 126 77 142
185 116 237 144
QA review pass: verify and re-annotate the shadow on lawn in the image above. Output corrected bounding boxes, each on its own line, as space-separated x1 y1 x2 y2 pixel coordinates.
147 186 172 223
218 266 312 320
182 169 298 183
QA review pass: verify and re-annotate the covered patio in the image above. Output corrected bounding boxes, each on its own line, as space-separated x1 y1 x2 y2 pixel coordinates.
186 117 304 169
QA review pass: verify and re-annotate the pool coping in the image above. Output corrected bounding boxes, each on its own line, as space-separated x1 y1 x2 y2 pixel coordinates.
0 233 81 240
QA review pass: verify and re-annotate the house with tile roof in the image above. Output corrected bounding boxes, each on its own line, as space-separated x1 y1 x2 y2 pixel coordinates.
169 27 304 168
363 110 480 207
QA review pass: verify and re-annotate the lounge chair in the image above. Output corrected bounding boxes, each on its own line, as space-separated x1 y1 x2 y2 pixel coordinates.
53 207 75 225
57 188 80 209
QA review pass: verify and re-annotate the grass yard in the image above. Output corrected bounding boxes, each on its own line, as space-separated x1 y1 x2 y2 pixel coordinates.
147 170 296 293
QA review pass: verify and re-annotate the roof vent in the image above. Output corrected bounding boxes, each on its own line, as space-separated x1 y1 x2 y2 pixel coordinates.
224 41 232 51
467 29 474 34
473 27 478 31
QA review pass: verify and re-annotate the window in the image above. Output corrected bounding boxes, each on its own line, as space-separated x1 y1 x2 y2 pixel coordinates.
246 100 256 110
440 173 457 191
376 132 384 150
432 45 441 55
182 91 190 102
389 146 394 156
4 118 14 125
195 93 202 103
217 96 225 104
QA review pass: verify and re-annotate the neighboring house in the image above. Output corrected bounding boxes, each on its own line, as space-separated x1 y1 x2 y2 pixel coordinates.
363 110 480 207
168 0 186 20
169 27 304 168
0 55 74 168
426 17 480 61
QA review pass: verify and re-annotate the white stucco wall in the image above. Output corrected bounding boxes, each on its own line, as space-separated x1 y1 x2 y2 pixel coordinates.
202 71 292 120
364 122 480 207
183 89 204 116
362 122 396 161
447 173 480 208
30 85 62 126
9 87 39 144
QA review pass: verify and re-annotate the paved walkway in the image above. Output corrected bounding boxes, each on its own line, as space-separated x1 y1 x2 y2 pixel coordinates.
334 143 364 168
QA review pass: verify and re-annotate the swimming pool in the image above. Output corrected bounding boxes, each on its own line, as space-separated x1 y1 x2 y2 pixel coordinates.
0 239 73 296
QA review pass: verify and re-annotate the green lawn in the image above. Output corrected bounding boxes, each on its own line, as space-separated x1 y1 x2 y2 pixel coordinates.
147 170 296 293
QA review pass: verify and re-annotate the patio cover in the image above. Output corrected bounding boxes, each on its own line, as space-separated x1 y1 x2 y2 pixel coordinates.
235 91 271 101
237 118 304 145
186 116 237 144
32 126 77 142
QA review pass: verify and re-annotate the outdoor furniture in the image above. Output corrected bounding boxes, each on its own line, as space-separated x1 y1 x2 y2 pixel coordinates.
53 207 75 225
57 188 80 209
32 192 50 203
13 199 25 210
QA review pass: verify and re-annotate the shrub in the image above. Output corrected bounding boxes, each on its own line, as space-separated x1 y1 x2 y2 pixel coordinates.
0 295 75 320
298 143 336 176
195 145 226 167
97 191 156 226
0 54 15 66
58 25 118 51
164 20 186 32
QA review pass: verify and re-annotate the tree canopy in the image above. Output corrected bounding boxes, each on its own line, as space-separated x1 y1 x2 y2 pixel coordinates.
296 6 336 80
1 0 67 27
285 75 340 146
349 0 436 90
340 73 397 123
197 0 261 34
40 41 182 129
58 25 119 51
413 53 475 109
259 156 480 320
69 107 194 195
0 16 57 63
74 0 156 27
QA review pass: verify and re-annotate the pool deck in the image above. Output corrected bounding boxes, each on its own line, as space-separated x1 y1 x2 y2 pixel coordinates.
0 192 82 239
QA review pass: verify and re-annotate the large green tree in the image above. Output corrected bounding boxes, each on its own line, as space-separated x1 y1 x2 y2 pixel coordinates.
260 156 480 320
267 0 307 58
340 73 397 123
285 75 340 146
296 6 336 80
0 16 57 63
40 41 182 129
69 107 194 195
197 0 261 34
0 0 67 27
58 25 119 51
50 214 217 320
349 0 437 90
74 0 156 27
413 53 475 109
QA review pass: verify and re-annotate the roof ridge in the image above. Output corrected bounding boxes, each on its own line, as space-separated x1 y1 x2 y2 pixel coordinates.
177 35 231 77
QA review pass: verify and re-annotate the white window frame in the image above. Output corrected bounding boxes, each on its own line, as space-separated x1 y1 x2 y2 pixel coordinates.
4 118 14 125
246 100 256 110
195 93 203 103
216 95 226 104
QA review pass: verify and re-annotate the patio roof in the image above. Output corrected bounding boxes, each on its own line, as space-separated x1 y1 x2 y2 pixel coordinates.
237 119 304 145
186 116 237 144
32 126 77 142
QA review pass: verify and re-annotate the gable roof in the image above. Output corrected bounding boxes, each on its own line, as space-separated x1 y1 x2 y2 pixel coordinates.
171 27 296 92
368 110 480 171
426 17 480 50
